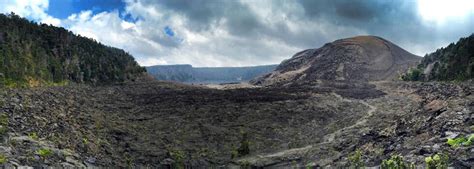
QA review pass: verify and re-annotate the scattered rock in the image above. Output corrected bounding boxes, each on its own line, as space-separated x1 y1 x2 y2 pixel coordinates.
424 100 447 114
444 131 460 139
0 80 471 167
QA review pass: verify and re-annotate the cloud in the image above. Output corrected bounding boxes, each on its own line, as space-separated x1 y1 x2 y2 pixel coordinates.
0 0 61 26
2 0 474 67
63 10 168 64
104 0 369 66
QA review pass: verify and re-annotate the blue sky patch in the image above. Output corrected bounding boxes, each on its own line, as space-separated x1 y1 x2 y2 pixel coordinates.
121 13 140 23
164 26 175 37
48 0 126 19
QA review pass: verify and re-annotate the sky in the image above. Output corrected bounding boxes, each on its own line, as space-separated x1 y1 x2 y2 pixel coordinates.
0 0 474 67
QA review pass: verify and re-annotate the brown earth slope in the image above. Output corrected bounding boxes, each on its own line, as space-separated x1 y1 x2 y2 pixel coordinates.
252 36 421 86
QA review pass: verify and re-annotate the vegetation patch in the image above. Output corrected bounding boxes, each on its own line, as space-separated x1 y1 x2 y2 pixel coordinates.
0 114 8 137
169 149 185 168
348 149 363 168
401 68 423 81
348 149 452 168
425 153 449 169
237 131 250 157
28 132 39 141
0 154 7 164
381 154 415 169
446 134 473 147
36 148 53 157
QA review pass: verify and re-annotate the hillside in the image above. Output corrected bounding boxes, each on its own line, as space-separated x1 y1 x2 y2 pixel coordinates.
146 64 277 84
252 36 421 86
402 34 474 81
0 13 145 87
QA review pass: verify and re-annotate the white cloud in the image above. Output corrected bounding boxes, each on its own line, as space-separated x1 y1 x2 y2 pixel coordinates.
0 0 60 26
137 58 168 66
56 0 299 67
2 0 473 67
58 0 357 67
63 10 166 62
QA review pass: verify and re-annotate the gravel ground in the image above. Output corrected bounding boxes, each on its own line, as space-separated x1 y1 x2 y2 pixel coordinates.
0 80 471 168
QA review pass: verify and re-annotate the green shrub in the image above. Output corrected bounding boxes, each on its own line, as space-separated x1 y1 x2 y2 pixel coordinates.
237 131 250 157
466 134 474 146
231 146 239 159
425 153 448 169
170 149 185 161
82 138 89 145
0 126 6 136
381 154 415 169
348 149 363 168
36 148 53 157
446 134 473 147
239 160 251 169
0 114 8 136
0 154 6 164
169 149 185 169
0 114 8 126
28 132 39 140
401 68 423 81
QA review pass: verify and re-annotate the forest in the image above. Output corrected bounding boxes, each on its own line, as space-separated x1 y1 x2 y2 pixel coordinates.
402 34 474 81
0 13 145 87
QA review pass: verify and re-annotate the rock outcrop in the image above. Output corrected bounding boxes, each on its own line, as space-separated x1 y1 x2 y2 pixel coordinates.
252 36 421 86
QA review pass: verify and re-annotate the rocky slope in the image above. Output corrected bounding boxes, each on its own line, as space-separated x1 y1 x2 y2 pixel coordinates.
0 13 145 87
0 79 471 168
402 34 474 81
252 36 421 86
146 64 277 84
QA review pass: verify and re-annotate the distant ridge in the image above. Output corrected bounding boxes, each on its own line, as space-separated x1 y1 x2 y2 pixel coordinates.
252 36 421 86
146 64 277 84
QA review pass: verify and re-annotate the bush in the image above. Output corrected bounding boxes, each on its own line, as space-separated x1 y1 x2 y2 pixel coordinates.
0 114 8 137
0 114 8 126
401 68 423 81
467 134 474 145
446 134 473 147
425 153 448 169
169 149 185 169
36 148 53 157
28 132 39 140
231 146 239 159
381 154 415 169
0 154 6 164
348 149 363 168
237 131 250 157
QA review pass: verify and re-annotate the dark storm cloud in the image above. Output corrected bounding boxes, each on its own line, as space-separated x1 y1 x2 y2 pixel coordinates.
296 0 423 38
65 0 474 66
147 0 263 35
298 0 415 22
145 0 431 50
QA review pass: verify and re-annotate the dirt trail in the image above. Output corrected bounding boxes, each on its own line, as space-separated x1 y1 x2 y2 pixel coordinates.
323 93 376 142
237 92 377 166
